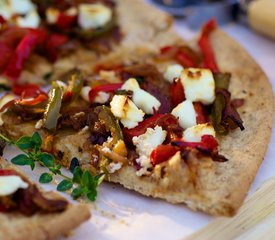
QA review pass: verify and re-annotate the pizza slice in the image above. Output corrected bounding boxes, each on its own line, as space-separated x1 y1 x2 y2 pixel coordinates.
0 20 273 216
0 157 91 239
0 0 179 86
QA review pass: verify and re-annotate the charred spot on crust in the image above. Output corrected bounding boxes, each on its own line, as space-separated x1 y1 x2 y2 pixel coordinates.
57 151 64 159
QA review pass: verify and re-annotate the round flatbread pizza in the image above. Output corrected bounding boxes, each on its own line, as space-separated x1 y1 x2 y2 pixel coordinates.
0 1 273 219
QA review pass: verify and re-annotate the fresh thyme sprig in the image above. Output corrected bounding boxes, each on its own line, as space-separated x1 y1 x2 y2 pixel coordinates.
0 132 104 201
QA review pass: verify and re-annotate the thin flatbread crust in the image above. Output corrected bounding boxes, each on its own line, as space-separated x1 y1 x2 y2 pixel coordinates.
107 29 274 216
0 159 91 240
1 30 273 216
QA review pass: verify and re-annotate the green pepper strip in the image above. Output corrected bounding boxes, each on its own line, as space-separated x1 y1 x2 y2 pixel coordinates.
96 106 123 143
64 70 84 102
211 73 231 135
43 82 63 131
213 72 230 89
70 71 83 101
95 106 124 173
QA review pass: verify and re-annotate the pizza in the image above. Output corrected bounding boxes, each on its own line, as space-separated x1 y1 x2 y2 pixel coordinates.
0 0 178 86
0 4 273 217
0 157 90 239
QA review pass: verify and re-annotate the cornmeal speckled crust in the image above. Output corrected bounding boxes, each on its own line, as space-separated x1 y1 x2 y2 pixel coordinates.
0 159 91 240
1 30 274 216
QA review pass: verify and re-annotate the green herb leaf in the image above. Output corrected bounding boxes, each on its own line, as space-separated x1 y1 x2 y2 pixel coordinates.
57 180 73 192
16 136 33 150
11 154 33 166
86 189 97 201
31 132 42 149
72 167 83 184
39 173 53 183
71 187 83 199
81 170 92 187
0 132 102 202
56 164 62 170
39 153 54 167
49 166 61 175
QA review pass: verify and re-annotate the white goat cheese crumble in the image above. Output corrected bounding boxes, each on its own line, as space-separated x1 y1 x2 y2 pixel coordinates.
106 162 122 173
78 3 112 30
0 176 29 196
181 68 215 105
122 78 161 114
171 99 197 129
110 95 144 129
164 64 184 83
183 123 216 142
133 126 167 176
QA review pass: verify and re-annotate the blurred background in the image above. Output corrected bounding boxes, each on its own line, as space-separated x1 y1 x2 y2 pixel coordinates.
148 0 275 92
150 0 275 39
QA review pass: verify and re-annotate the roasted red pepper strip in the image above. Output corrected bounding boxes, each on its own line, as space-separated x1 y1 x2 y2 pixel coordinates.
0 27 28 48
172 134 218 151
12 83 43 98
0 100 15 112
0 42 14 72
17 93 48 106
201 135 218 150
0 169 17 176
193 102 209 124
198 19 219 72
45 33 69 61
0 27 27 72
159 46 198 67
150 145 178 166
171 78 185 108
4 29 46 80
89 83 123 102
56 12 77 29
0 204 9 212
0 15 6 24
175 50 197 68
123 114 178 143
159 46 178 58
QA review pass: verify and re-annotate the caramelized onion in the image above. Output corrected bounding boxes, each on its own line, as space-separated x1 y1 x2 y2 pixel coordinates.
216 89 245 131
